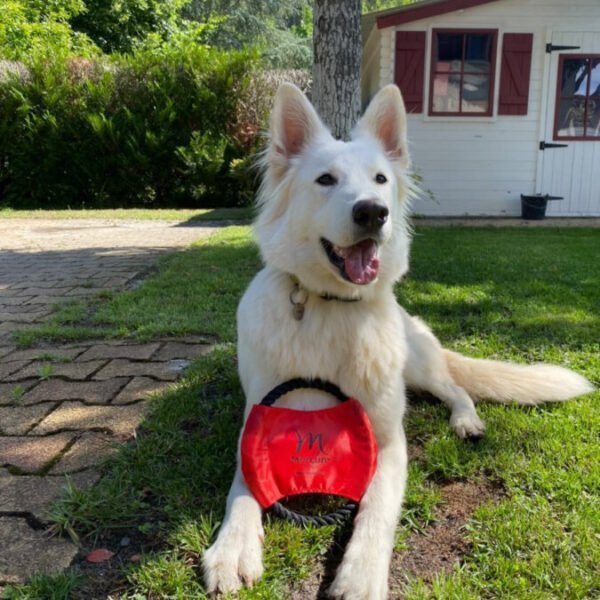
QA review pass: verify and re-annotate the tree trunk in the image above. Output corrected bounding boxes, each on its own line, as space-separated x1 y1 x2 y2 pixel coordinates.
312 0 362 140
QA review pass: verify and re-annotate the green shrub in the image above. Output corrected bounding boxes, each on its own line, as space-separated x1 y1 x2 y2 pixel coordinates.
0 0 99 61
71 0 189 54
0 31 259 209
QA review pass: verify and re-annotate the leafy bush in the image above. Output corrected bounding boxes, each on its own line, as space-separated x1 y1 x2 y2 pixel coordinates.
232 69 311 151
72 0 189 54
0 0 99 61
0 31 259 209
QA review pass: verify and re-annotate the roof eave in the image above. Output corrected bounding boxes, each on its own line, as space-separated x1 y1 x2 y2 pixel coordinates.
375 0 501 29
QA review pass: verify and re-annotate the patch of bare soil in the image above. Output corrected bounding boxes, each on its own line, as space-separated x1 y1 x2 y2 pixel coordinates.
71 526 163 600
389 479 503 597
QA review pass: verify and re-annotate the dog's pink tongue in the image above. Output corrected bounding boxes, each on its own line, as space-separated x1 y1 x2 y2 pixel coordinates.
344 240 380 285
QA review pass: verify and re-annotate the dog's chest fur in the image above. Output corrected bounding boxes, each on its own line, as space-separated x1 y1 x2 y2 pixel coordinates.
237 267 407 433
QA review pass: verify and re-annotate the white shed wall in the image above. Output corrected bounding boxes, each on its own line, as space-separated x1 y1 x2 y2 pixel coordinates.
362 27 383 109
375 0 600 216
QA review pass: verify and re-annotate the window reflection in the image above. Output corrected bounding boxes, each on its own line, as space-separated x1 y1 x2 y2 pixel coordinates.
556 55 600 139
462 75 490 112
561 59 589 96
431 31 495 116
590 59 600 97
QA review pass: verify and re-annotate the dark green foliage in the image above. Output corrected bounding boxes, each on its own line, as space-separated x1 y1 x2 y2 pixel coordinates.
363 0 421 11
71 0 189 54
183 0 312 69
0 33 258 209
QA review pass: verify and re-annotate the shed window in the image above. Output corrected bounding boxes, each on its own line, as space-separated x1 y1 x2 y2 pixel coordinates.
430 30 497 116
555 55 600 140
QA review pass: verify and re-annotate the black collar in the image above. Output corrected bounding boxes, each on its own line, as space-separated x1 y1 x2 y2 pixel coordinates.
319 292 362 303
289 276 361 320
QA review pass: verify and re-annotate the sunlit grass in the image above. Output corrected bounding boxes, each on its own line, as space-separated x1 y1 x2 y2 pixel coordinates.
0 207 254 222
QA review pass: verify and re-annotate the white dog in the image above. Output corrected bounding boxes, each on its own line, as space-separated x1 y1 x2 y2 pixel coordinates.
203 84 593 599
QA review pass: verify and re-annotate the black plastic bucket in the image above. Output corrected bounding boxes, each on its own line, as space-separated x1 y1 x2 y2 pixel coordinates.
520 194 563 220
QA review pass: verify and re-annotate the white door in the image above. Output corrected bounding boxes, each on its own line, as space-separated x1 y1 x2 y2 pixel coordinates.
538 31 600 216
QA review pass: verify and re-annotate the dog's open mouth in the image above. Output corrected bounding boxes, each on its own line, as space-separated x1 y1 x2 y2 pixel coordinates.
321 238 380 285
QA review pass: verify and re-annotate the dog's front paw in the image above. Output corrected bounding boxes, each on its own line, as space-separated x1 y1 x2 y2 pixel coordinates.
450 410 486 439
202 525 264 594
328 547 388 600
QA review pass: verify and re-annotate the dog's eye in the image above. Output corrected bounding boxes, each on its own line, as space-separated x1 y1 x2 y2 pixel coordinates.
315 173 337 186
375 173 387 184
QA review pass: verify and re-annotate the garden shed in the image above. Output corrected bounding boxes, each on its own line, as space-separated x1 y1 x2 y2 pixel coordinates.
362 0 600 216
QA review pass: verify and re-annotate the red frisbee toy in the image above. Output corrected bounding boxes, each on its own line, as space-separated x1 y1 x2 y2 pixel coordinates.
241 379 378 526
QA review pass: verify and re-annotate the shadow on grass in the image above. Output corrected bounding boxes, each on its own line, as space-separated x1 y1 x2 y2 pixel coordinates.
89 234 261 343
177 206 255 225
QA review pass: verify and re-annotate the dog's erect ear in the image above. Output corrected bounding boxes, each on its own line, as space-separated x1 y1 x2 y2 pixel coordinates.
269 83 324 172
355 85 408 165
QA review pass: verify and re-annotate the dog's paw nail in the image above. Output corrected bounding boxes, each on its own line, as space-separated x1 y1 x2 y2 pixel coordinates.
203 528 264 594
451 414 486 439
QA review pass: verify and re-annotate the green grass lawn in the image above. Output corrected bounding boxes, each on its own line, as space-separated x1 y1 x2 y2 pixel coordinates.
4 226 599 600
0 207 254 223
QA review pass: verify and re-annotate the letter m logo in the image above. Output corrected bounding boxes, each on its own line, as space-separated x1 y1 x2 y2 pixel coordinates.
295 431 325 454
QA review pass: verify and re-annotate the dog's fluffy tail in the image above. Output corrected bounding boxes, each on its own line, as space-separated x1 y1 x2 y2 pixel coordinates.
444 350 594 405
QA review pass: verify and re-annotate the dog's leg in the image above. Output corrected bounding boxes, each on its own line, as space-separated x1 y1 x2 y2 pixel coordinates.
400 308 485 438
329 429 407 600
202 467 264 593
424 379 485 439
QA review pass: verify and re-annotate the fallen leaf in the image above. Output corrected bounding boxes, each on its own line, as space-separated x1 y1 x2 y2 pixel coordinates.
85 548 115 563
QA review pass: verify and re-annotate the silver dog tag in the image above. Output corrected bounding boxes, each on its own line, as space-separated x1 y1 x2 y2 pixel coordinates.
292 303 305 321
290 282 308 321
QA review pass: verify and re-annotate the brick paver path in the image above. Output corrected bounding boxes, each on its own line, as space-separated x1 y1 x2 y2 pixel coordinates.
0 218 217 586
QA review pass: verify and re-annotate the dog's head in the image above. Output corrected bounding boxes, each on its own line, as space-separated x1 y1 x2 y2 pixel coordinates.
255 84 414 300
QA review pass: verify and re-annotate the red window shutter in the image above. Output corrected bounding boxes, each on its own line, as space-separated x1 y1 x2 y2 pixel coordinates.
498 33 534 115
394 31 426 113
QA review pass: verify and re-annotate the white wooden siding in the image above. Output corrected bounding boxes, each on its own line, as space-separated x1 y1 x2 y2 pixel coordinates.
362 27 382 108
372 0 600 216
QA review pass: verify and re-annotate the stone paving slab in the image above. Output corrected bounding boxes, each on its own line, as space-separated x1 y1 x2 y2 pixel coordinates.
113 376 169 405
0 361 31 380
0 296 35 306
4 359 108 382
49 433 119 474
0 433 74 474
32 401 152 436
0 403 56 435
16 287 76 297
0 380 38 405
22 295 82 305
93 359 180 381
76 342 161 361
20 378 129 406
154 342 214 361
0 517 79 583
0 312 51 324
0 470 99 521
2 346 87 363
5 306 40 315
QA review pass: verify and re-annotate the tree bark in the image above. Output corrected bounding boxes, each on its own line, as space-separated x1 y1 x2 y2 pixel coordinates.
312 0 362 140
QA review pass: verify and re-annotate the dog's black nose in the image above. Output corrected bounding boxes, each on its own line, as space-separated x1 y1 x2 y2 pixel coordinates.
352 201 389 231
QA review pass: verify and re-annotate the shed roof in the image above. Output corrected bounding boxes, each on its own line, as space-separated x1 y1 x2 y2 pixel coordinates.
362 0 501 38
